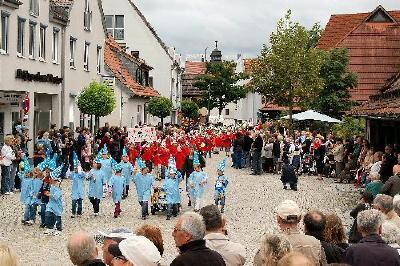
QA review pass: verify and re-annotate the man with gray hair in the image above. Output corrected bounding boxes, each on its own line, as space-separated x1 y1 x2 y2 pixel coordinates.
171 211 226 266
67 232 105 266
374 194 400 228
344 209 400 266
200 205 246 266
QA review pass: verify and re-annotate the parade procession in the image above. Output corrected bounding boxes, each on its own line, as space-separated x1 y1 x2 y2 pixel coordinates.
1 0 400 266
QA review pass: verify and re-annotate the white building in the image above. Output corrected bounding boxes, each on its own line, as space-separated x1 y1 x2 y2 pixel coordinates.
102 0 182 124
0 0 105 149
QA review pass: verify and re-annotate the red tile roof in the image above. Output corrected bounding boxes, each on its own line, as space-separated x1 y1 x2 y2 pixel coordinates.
105 35 160 98
184 62 206 75
318 7 400 102
349 72 400 117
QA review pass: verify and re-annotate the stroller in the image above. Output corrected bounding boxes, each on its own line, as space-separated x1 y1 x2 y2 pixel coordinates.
150 186 168 215
302 153 317 176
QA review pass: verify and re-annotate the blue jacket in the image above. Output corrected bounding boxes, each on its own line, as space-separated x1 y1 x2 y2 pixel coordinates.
121 162 134 186
133 173 154 201
214 175 229 199
46 185 64 216
100 158 113 182
70 172 86 200
164 172 183 204
188 171 208 199
19 172 33 205
109 175 125 203
31 178 44 205
89 169 106 199
37 138 53 154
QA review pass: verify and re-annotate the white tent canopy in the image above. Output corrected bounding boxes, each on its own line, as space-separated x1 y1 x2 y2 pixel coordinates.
281 110 342 123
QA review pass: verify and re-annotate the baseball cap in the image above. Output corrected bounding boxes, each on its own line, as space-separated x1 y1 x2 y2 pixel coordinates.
95 228 134 244
277 200 301 221
109 236 161 266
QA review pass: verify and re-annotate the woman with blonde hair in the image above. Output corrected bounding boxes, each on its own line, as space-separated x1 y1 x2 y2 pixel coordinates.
254 234 292 266
135 224 164 256
324 214 349 250
0 245 18 266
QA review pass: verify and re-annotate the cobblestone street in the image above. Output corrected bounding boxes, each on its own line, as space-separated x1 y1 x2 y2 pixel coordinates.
0 153 359 265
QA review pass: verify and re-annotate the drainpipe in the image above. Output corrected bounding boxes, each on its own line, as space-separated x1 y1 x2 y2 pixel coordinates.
60 25 66 127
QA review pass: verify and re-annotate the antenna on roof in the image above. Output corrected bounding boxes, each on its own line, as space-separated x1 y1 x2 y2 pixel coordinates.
215 41 218 49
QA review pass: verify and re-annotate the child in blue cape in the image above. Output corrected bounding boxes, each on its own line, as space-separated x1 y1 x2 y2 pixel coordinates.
132 158 155 220
19 156 34 225
120 148 133 199
44 164 64 236
164 157 182 220
88 158 106 216
70 152 86 218
30 165 44 223
109 163 125 218
187 152 208 212
99 145 112 195
215 159 229 213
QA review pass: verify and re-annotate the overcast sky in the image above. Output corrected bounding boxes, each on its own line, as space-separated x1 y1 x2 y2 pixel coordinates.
134 0 399 61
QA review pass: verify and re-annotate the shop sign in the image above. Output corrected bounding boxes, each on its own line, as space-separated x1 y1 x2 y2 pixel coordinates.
0 92 24 104
15 69 63 84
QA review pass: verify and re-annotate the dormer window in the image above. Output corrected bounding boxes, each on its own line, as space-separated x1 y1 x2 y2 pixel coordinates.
365 6 396 23
84 0 92 31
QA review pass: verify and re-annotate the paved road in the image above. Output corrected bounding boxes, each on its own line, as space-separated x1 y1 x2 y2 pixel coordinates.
0 153 358 265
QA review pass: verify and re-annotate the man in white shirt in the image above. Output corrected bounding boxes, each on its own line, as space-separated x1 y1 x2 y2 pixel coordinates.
1 135 16 195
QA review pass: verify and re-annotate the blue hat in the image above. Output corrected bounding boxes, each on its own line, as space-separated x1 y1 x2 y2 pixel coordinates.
101 144 109 154
217 159 226 172
37 161 47 171
73 152 80 169
113 163 123 172
136 158 147 169
168 156 177 174
111 158 118 168
122 147 128 157
50 164 64 181
94 153 102 164
47 154 58 171
23 156 32 173
193 152 200 165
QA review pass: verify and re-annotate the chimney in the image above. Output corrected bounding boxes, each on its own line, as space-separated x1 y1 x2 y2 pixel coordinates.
201 56 204 62
131 51 140 58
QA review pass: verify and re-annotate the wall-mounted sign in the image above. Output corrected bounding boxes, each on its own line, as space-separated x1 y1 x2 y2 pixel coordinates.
15 69 63 84
0 92 24 104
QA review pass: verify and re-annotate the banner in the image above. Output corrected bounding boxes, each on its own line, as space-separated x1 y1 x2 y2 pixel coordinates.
128 127 157 143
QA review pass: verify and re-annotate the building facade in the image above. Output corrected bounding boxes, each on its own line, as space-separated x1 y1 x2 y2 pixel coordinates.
102 0 182 124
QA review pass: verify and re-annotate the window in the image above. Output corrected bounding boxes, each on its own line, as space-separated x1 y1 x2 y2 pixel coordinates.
38 25 46 60
84 0 92 31
136 69 143 85
17 18 25 56
29 0 39 16
105 15 124 40
0 11 10 54
84 42 90 71
28 21 36 58
70 37 76 68
225 109 230 116
52 28 59 63
96 46 102 73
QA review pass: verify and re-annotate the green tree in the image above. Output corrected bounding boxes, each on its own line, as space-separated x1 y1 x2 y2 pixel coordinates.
180 100 199 120
193 61 249 116
333 116 365 139
147 97 173 125
250 10 325 133
311 48 358 118
77 80 116 128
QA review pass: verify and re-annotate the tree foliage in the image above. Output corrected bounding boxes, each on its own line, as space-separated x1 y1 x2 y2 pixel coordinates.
180 100 199 120
311 48 358 118
77 80 116 117
250 10 325 132
194 61 249 115
147 97 173 123
333 117 365 139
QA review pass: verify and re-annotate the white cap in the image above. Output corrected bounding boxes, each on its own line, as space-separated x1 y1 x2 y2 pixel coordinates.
277 200 301 220
119 236 161 266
